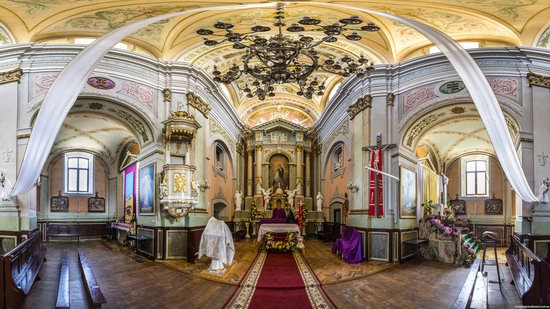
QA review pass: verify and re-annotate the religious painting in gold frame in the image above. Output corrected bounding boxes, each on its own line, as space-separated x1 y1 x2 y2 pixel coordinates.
400 166 417 219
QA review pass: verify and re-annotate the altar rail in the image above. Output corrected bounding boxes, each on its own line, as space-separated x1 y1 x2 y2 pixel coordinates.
44 222 110 241
505 234 550 306
0 231 47 309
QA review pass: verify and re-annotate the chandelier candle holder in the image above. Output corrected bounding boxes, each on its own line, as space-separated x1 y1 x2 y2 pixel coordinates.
197 3 378 100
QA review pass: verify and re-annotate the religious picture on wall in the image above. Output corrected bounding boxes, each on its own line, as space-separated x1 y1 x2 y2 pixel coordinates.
450 194 466 215
269 154 289 190
124 164 137 223
485 194 503 215
51 191 69 212
138 163 156 215
400 166 417 218
88 192 105 212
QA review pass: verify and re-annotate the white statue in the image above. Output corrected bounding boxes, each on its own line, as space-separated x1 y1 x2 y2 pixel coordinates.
537 177 550 203
296 181 303 194
285 187 298 208
256 181 263 194
0 173 13 202
316 192 323 212
260 187 273 208
234 191 243 211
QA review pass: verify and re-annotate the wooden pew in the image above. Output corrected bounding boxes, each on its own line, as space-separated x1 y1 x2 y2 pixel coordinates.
78 250 106 308
55 251 69 309
1 231 47 309
451 258 482 309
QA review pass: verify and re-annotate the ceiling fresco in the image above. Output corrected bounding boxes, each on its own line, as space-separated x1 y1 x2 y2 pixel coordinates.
1 0 548 128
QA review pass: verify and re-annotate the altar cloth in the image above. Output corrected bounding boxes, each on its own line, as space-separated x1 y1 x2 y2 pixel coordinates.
257 223 301 242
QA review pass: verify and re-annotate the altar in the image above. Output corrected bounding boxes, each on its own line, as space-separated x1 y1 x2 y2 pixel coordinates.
257 223 305 251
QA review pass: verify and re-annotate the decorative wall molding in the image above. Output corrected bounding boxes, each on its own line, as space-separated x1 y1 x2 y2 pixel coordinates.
347 95 371 120
487 78 518 97
163 88 172 102
187 92 211 118
403 85 437 115
0 68 23 85
527 72 550 89
117 81 154 109
386 93 395 106
322 120 349 157
209 118 235 152
33 72 58 97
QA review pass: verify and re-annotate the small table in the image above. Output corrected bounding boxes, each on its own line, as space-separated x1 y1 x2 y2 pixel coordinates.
126 234 152 254
403 238 429 260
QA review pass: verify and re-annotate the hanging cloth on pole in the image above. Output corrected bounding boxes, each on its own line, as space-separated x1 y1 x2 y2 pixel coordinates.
369 149 384 217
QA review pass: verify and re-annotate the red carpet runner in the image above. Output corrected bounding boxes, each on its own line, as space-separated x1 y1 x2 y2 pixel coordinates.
224 252 336 309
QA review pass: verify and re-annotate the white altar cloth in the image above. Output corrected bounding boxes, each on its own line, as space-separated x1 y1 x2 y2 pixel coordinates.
257 223 301 242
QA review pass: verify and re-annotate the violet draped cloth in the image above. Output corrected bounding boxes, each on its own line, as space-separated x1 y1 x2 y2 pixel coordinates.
259 208 287 225
332 228 363 264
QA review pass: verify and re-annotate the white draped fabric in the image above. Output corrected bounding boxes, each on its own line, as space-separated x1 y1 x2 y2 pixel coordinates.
199 217 235 267
10 2 538 202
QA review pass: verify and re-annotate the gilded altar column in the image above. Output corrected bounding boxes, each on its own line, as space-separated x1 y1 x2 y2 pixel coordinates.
305 148 311 197
247 148 253 197
296 144 303 195
255 144 263 195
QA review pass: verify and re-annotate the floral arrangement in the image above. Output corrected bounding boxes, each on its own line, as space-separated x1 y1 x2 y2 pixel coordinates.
294 202 308 229
264 232 297 253
249 201 263 221
425 214 468 239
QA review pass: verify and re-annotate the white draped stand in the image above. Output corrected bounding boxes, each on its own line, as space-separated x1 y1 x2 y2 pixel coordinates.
199 217 235 274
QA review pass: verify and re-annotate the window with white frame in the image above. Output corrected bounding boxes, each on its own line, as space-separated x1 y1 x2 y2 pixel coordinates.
461 155 489 197
65 152 94 194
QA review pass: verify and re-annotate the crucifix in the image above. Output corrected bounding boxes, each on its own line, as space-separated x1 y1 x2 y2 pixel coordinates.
362 133 396 218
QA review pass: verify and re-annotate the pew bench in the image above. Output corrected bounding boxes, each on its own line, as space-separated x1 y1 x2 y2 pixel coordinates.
78 250 106 309
55 251 70 309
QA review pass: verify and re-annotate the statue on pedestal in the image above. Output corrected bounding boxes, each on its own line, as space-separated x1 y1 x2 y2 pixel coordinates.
260 187 273 208
316 192 323 212
234 191 243 211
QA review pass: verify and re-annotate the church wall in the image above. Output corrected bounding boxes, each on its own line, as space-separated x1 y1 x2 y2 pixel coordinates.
45 155 109 218
322 140 351 222
206 141 234 222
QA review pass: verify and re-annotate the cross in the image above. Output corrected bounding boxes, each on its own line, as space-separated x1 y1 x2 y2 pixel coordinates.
1 147 13 163
538 152 548 167
362 133 396 218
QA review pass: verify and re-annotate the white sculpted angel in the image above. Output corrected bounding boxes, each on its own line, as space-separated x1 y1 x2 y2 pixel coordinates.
537 177 550 203
285 187 298 208
260 187 273 208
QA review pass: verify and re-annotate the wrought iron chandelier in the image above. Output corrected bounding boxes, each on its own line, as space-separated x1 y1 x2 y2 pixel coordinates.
196 3 379 100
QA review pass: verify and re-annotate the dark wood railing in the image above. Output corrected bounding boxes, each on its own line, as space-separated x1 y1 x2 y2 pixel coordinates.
451 258 482 309
0 231 47 309
505 234 550 306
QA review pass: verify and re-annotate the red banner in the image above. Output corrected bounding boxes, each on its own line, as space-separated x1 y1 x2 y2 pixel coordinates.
368 149 384 217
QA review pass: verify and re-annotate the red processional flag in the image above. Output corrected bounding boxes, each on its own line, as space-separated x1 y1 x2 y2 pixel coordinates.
368 149 384 217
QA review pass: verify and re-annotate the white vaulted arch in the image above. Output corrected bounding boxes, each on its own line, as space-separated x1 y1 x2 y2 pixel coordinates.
11 2 538 202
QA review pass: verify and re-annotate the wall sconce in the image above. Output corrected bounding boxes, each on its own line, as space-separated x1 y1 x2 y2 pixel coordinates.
347 182 359 193
198 180 211 192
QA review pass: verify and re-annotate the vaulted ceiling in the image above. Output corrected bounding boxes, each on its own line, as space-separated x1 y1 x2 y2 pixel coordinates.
1 0 549 128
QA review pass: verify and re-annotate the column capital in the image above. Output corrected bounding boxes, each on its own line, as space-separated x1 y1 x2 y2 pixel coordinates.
255 144 263 151
0 68 23 85
296 144 303 151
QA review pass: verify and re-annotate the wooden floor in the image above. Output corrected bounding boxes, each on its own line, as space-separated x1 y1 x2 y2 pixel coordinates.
24 240 520 309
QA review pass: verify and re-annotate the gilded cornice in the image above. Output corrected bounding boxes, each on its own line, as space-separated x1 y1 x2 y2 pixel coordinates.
347 95 372 120
527 72 550 89
0 68 23 85
187 92 211 118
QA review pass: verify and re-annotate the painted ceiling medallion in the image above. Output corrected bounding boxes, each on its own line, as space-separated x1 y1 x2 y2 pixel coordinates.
439 81 465 94
450 106 465 114
87 76 116 90
196 3 378 100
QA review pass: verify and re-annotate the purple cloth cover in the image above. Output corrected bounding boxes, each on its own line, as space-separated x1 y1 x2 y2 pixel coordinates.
260 208 287 225
331 228 362 264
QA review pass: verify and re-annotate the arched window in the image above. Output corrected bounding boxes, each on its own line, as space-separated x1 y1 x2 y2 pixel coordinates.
330 144 345 178
65 152 94 194
213 143 227 179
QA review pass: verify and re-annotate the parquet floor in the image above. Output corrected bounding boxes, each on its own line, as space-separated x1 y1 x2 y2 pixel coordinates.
24 240 520 309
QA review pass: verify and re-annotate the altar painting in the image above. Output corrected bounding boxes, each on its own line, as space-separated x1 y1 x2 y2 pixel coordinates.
400 166 417 219
269 154 289 190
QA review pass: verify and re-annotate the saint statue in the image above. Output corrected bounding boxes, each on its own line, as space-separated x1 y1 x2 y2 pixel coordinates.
0 173 13 202
234 191 243 211
285 187 298 208
273 164 285 188
316 192 323 212
537 177 550 203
